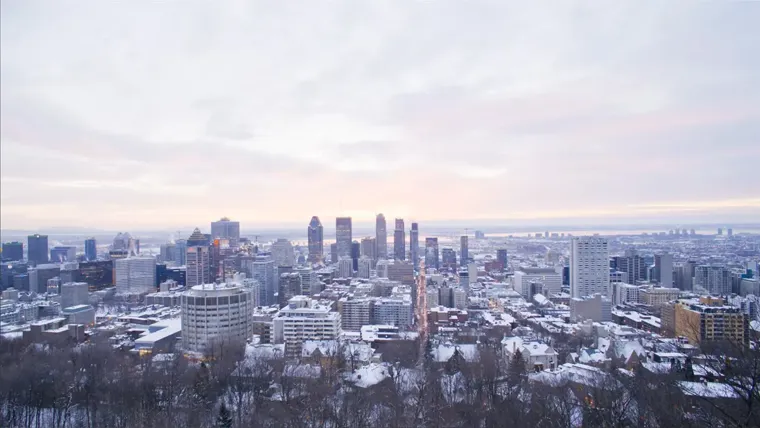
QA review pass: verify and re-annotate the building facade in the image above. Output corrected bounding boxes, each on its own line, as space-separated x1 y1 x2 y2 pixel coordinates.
393 218 405 260
181 283 255 353
410 223 419 270
570 236 610 298
210 217 241 247
307 216 324 263
336 217 353 258
425 238 440 270
186 246 210 287
27 234 49 265
114 256 156 295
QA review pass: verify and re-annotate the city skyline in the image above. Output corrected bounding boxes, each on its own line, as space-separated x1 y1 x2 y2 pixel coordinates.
2 2 759 230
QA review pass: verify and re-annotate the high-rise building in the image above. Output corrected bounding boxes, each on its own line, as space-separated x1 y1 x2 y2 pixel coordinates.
410 223 419 270
61 282 89 309
694 265 730 295
670 297 748 344
175 239 187 265
497 249 508 271
159 243 176 264
181 283 254 353
186 245 210 287
360 237 377 261
373 298 413 328
338 257 353 278
28 264 60 294
351 241 361 271
654 252 674 286
114 256 156 295
210 217 241 247
612 249 648 284
272 297 341 357
460 236 469 265
295 268 320 296
514 267 562 298
675 260 697 291
338 297 374 331
336 217 353 258
50 246 76 263
271 238 295 267
2 242 24 262
27 234 49 265
252 256 276 306
425 238 439 270
570 236 610 298
376 214 387 260
441 248 457 271
84 238 97 261
330 243 338 264
278 273 302 307
393 218 406 260
357 257 372 279
387 261 415 286
307 216 324 263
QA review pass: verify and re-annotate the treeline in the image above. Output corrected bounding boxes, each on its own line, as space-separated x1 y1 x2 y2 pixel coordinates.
0 336 758 428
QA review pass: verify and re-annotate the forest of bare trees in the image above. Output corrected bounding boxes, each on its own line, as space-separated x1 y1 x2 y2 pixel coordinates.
1 334 758 428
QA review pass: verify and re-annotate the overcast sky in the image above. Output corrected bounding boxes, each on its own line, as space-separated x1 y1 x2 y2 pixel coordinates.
2 1 759 230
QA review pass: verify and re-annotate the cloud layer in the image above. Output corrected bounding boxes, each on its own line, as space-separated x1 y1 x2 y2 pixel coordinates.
2 1 759 229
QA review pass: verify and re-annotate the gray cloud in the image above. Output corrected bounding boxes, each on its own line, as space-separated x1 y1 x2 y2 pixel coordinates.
1 1 759 229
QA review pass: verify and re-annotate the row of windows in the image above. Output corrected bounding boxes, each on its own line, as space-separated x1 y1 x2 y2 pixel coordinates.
181 294 250 305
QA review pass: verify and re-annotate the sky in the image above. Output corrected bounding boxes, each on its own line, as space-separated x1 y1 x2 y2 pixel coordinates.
1 1 759 231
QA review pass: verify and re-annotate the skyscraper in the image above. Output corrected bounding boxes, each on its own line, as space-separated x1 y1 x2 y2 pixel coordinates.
271 238 295 267
376 214 387 260
497 249 508 270
393 218 405 260
654 252 674 286
441 248 457 271
186 246 210 287
360 237 377 261
114 256 156 295
252 256 276 306
307 216 324 263
460 236 469 264
410 223 419 270
1 242 23 262
85 238 97 261
336 217 353 258
27 234 49 265
351 241 361 271
330 243 338 264
570 236 610 298
425 237 439 270
210 217 241 247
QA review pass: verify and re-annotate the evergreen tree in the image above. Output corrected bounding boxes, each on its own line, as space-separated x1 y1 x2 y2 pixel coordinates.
217 402 233 428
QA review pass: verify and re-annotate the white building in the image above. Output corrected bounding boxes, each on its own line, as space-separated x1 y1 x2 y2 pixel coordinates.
452 287 467 310
271 238 295 267
373 297 413 328
252 257 276 306
338 297 374 331
614 282 640 305
358 257 372 279
296 268 320 296
186 246 210 287
513 267 562 298
427 288 440 308
570 294 612 322
61 282 89 309
570 236 610 298
115 256 156 295
181 283 255 353
338 257 353 278
272 297 341 349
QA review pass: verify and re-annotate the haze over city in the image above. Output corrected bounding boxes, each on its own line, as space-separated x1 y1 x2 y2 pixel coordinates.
2 1 759 230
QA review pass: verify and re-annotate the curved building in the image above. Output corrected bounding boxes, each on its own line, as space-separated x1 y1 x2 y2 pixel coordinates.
181 283 254 353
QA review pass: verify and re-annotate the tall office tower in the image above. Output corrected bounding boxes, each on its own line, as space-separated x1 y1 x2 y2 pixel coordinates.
694 265 730 295
210 217 241 247
376 214 387 260
2 242 24 262
271 238 295 267
61 282 89 309
278 273 303 307
676 260 697 291
727 228 733 237
425 237 440 270
296 267 320 296
570 236 610 298
338 257 353 278
84 238 97 261
186 245 210 287
410 223 419 270
360 237 377 261
187 228 210 247
28 264 60 293
50 246 76 263
460 236 469 265
717 228 723 235
175 239 187 265
351 241 361 271
336 217 353 258
159 243 176 264
330 243 338 264
358 257 372 279
252 256 276 306
27 234 49 265
181 283 254 353
612 249 648 284
114 256 156 295
441 248 457 271
307 216 324 263
393 219 406 260
654 252 674 286
497 249 508 270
